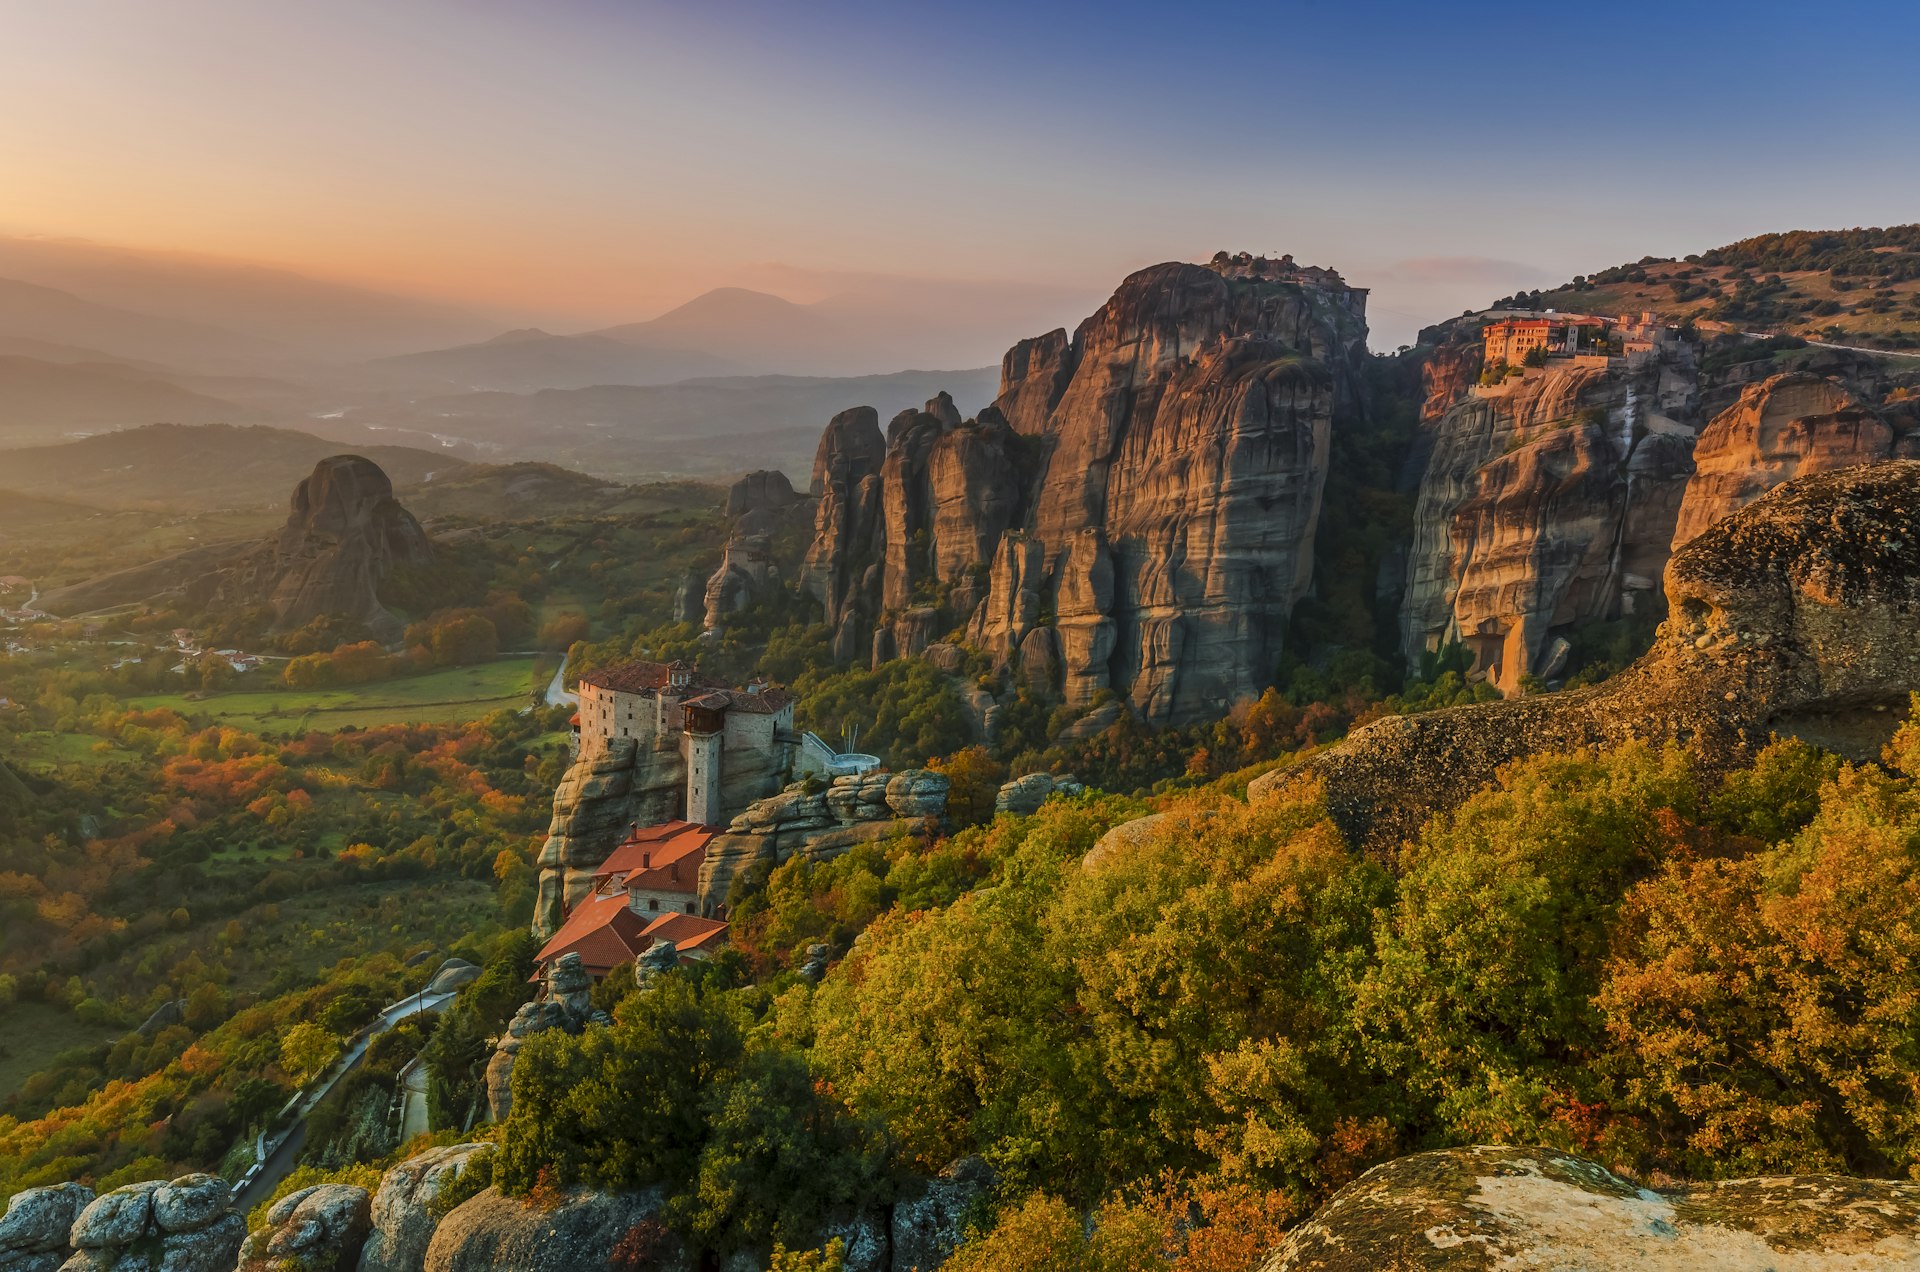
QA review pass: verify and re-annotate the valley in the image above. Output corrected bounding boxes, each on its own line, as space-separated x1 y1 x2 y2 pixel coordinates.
3 227 1920 1272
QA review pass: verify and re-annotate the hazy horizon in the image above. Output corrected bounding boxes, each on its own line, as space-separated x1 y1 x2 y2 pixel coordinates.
5 0 1920 352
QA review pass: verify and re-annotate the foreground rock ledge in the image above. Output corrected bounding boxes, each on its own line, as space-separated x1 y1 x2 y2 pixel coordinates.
1263 1145 1920 1270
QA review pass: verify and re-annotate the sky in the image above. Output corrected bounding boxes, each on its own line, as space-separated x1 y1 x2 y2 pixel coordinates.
2 0 1918 348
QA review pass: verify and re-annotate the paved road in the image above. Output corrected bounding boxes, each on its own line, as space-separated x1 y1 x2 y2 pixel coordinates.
1744 332 1920 360
399 1058 430 1142
544 654 577 708
231 989 455 1211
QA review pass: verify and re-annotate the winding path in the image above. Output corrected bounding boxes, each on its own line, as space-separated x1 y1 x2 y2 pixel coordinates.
231 989 455 1211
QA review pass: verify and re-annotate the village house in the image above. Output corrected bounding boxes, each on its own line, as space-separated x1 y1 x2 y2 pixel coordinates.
533 820 729 978
573 658 796 826
1481 310 1679 372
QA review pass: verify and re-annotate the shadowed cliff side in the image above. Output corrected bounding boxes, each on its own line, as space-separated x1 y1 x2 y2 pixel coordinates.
1252 461 1920 852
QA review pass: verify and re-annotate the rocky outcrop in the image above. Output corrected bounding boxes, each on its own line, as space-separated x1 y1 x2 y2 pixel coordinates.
696 770 948 910
703 470 805 633
37 456 431 640
356 1144 487 1272
238 1185 371 1272
0 1183 92 1272
219 456 433 644
1400 344 1701 695
1262 1145 1920 1270
484 954 604 1122
61 1175 242 1272
802 407 889 663
992 771 1085 816
423 1186 688 1272
805 258 1369 724
1256 461 1920 851
1671 372 1894 550
890 1157 994 1272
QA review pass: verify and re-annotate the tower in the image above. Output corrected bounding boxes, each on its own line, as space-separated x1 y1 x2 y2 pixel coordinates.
682 695 726 826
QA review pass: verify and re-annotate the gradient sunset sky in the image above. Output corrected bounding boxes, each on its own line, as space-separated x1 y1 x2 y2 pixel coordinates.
4 0 1917 347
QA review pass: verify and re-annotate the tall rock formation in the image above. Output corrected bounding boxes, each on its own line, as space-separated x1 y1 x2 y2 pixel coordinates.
230 455 434 643
36 454 432 640
802 406 889 662
804 256 1369 724
702 469 804 633
1671 372 1894 550
1400 338 1701 693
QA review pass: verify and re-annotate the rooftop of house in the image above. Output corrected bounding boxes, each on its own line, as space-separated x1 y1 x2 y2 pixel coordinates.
594 820 715 892
533 888 651 978
533 889 729 977
576 660 793 712
635 911 729 955
577 658 724 696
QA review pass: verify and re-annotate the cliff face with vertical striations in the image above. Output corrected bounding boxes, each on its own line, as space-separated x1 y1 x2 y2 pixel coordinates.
1400 341 1703 694
803 257 1369 724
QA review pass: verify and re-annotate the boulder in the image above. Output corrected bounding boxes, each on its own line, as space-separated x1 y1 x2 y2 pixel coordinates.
423 960 480 996
993 771 1083 816
238 1184 371 1272
1262 1145 1920 1270
149 1177 226 1235
819 1210 887 1272
0 1184 92 1272
68 1183 161 1250
134 1000 185 1037
356 1144 488 1272
423 1186 690 1272
884 769 949 819
891 1158 994 1272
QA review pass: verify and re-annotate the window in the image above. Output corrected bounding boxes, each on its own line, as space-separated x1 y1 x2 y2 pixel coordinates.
684 902 694 913
649 898 659 911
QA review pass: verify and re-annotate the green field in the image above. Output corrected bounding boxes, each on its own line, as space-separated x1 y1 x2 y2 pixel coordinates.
128 657 543 732
4 730 136 771
0 1002 123 1099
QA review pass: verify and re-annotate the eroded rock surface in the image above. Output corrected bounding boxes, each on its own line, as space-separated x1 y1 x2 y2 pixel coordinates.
806 258 1369 724
1399 342 1700 695
1256 462 1920 851
1262 1145 1920 1270
704 470 805 633
62 1175 241 1272
238 1184 370 1272
423 1186 689 1272
0 1183 92 1272
219 455 433 643
696 770 947 911
1672 372 1893 550
891 1157 994 1272
356 1144 488 1272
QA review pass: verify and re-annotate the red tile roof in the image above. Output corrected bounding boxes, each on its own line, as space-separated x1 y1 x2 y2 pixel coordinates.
577 659 727 696
593 821 714 891
638 912 729 956
534 889 649 977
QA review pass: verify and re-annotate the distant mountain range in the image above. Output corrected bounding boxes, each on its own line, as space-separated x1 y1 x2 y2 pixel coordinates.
0 235 497 364
371 279 1098 389
0 423 463 513
316 366 1003 482
0 355 260 444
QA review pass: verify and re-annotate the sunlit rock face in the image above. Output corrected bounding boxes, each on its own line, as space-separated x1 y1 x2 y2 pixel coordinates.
1671 371 1894 551
806 258 1369 725
1259 461 1920 853
1399 345 1701 696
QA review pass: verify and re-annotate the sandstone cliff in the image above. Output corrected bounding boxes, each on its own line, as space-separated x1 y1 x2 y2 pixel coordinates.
701 469 805 633
220 455 433 643
1398 343 1700 694
1258 461 1920 851
1671 371 1895 550
805 259 1369 724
